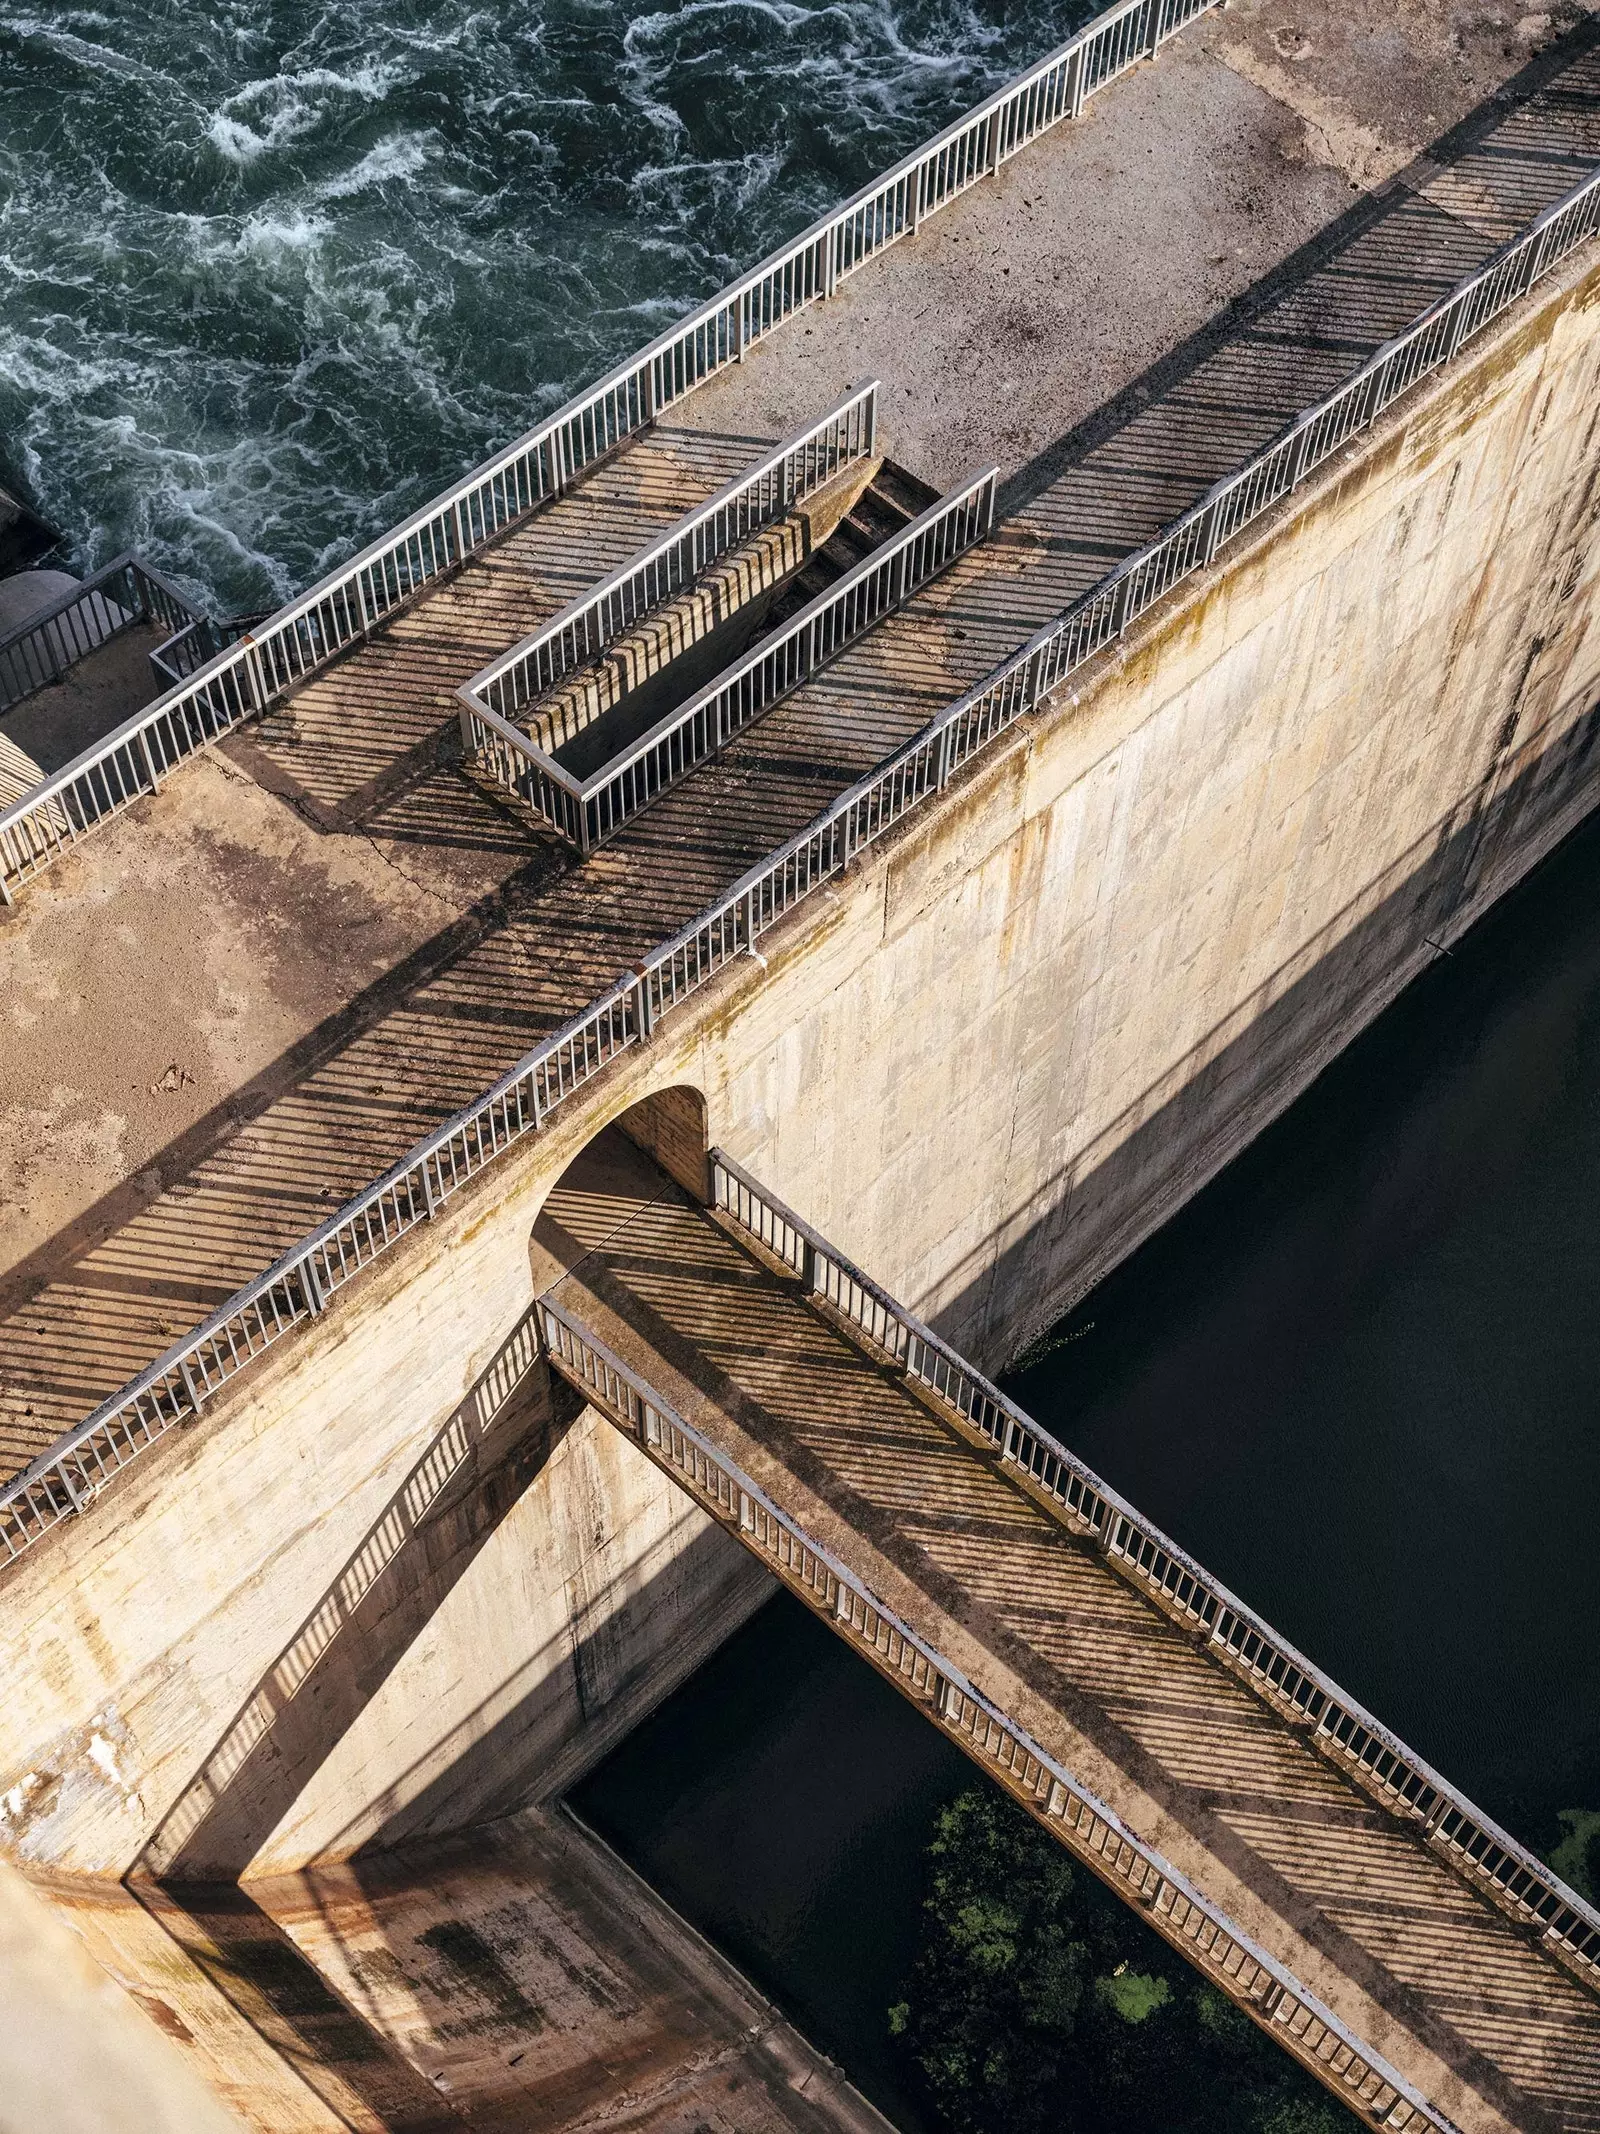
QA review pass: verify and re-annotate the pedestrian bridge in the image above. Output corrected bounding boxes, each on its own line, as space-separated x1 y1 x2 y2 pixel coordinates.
536 1127 1598 2134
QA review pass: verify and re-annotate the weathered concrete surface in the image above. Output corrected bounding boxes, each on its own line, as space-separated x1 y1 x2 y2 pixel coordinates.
1 15 1599 2120
30 1807 887 2134
2 231 1597 1902
250 1808 892 2133
0 422 763 1296
0 624 164 803
0 1855 246 2134
676 0 1598 487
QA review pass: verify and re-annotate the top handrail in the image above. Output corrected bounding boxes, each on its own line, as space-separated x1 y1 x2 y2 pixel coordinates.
466 380 880 719
706 1147 1600 1980
0 0 1217 899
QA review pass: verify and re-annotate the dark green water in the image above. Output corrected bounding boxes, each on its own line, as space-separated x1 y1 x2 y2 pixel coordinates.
576 810 1600 2124
0 0 1076 614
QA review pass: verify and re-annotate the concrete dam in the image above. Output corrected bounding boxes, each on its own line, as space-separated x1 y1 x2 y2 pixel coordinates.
2 0 1600 2126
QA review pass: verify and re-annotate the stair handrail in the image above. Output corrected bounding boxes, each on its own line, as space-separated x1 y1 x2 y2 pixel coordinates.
460 465 997 851
466 381 880 723
0 554 200 718
537 1286 1463 2131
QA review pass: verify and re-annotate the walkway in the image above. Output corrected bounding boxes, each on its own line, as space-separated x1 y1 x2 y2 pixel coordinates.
3 16 1599 1482
534 1128 1600 2134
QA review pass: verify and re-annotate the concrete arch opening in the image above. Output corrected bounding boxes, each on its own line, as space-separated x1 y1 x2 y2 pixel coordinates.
529 1083 713 1302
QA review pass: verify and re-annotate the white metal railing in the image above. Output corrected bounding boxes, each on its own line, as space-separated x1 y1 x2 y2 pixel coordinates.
894 159 1600 800
0 0 1217 902
0 554 198 717
466 381 879 726
5 159 1598 1576
461 466 997 850
536 1290 1460 2130
708 1147 1600 1986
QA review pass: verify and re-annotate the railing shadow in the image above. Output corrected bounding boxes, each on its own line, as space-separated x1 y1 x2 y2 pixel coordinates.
134 1307 560 1886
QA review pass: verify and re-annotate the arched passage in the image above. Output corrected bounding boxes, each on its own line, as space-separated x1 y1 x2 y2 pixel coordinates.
609 1084 710 1205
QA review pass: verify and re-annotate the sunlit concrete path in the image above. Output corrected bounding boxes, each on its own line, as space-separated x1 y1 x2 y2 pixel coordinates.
535 1127 1600 2134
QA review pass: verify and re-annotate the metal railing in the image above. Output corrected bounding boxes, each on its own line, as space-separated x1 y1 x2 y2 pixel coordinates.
0 554 198 718
461 467 997 850
883 158 1600 805
466 382 880 724
5 155 1598 1575
147 611 263 692
708 1148 1600 1985
536 1290 1458 2131
0 0 1216 901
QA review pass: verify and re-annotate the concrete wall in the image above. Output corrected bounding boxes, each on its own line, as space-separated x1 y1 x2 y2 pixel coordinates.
2 243 1598 1883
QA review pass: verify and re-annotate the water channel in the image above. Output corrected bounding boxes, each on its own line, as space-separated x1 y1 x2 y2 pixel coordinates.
574 809 1600 2128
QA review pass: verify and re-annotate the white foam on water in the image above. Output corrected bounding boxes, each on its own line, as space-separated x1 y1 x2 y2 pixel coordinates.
316 129 436 198
0 0 1072 611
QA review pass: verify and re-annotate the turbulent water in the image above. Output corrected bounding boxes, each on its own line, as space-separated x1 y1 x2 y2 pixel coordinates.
0 0 1069 613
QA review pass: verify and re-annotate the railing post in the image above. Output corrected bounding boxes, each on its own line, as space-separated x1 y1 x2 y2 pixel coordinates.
824 228 837 300
736 290 748 362
907 163 921 236
420 1159 437 1219
633 964 655 1040
800 1237 817 1293
936 720 953 791
300 1252 325 1316
1146 0 1163 58
1068 43 1086 117
178 1357 205 1414
1289 420 1314 489
138 727 162 794
640 357 656 425
1444 293 1471 364
1024 643 1044 712
987 108 1002 176
1201 497 1224 568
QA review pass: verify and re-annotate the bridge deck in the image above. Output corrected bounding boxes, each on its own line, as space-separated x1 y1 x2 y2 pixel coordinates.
534 1129 1600 2134
3 15 1599 1479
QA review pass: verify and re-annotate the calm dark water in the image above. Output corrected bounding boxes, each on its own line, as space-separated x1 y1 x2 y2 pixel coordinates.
577 809 1600 2121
